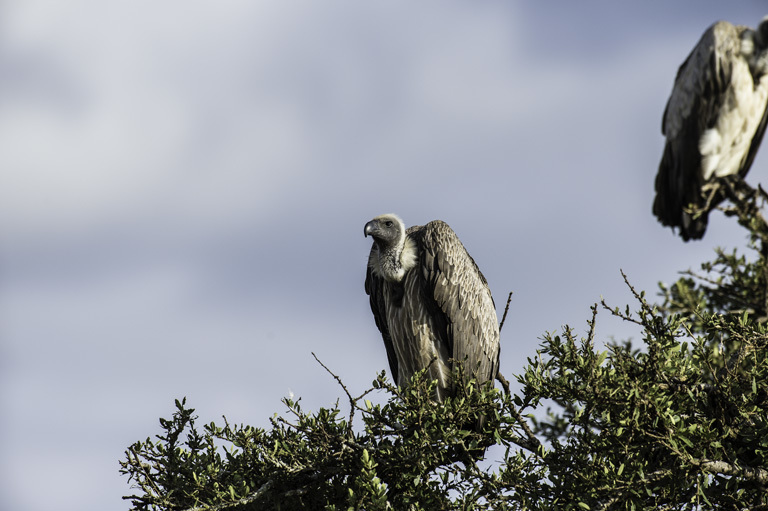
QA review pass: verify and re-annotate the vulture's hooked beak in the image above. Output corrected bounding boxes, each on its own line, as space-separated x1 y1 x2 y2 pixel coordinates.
364 220 379 238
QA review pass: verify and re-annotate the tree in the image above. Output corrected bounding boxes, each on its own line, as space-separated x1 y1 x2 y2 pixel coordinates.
121 183 768 510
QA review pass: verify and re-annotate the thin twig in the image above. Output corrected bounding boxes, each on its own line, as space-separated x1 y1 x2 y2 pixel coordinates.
620 269 644 305
586 303 598 350
499 291 513 333
311 352 356 434
507 403 541 452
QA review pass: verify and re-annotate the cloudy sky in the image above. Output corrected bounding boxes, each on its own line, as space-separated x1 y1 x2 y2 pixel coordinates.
2 1 767 509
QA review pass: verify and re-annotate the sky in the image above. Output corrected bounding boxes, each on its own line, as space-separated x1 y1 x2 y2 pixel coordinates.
1 1 767 510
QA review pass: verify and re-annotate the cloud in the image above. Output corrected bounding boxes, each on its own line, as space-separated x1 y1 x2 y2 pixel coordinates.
0 1 316 245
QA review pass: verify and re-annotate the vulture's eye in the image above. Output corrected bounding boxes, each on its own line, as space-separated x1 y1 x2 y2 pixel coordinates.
385 221 393 227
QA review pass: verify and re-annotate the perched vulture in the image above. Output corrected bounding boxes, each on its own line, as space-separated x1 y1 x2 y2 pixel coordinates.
363 214 500 401
653 17 768 241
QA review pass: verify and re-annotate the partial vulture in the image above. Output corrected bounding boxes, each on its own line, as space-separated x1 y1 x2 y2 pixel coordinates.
654 17 768 241
363 214 500 401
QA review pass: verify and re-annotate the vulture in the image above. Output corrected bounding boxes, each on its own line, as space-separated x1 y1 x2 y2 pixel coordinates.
363 214 500 401
653 17 768 241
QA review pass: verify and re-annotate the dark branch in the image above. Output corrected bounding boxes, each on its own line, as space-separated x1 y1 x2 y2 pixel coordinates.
499 291 514 333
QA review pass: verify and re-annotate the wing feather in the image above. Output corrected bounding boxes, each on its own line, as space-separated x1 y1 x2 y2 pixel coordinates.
740 93 768 177
416 221 500 385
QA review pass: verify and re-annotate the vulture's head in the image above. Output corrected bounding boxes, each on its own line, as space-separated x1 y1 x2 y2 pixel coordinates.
365 213 415 282
364 214 405 249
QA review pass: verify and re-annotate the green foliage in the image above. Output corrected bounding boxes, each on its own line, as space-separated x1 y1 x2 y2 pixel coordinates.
122 184 768 510
523 293 768 510
661 182 768 328
121 372 525 510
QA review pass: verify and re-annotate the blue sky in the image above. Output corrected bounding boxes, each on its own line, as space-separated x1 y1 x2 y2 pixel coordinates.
2 2 767 509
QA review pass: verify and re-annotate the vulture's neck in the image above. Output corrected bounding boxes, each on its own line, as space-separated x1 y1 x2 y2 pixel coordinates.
371 236 418 283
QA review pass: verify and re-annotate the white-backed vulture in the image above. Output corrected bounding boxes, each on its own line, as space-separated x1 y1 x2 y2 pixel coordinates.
363 214 500 401
654 17 768 241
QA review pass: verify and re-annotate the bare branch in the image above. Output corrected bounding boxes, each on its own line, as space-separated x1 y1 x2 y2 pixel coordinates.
499 291 514 333
696 459 768 485
312 352 356 434
495 371 511 395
